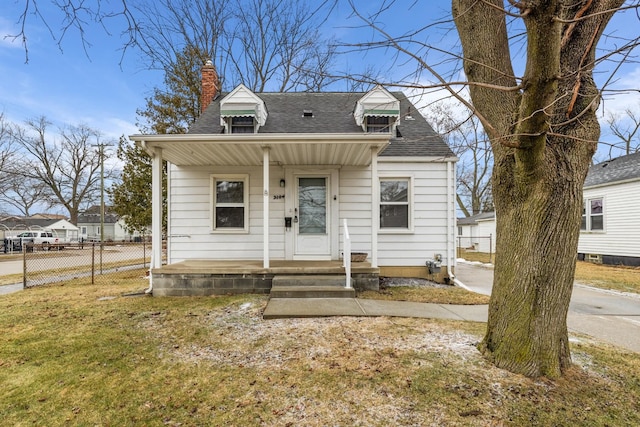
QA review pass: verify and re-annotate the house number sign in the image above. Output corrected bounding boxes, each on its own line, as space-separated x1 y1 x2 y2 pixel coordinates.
273 194 285 200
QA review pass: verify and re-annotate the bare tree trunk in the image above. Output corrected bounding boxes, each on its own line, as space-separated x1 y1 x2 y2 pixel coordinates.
453 0 623 377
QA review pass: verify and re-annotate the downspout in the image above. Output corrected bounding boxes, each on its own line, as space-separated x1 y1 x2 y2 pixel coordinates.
446 158 464 288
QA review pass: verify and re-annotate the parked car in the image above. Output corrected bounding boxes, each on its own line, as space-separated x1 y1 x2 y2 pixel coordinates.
12 231 64 250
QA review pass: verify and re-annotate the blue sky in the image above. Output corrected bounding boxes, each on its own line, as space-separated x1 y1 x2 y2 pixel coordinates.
1 1 638 155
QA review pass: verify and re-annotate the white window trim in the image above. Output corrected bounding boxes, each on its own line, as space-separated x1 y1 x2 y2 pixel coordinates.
581 196 605 233
378 175 414 234
210 174 250 233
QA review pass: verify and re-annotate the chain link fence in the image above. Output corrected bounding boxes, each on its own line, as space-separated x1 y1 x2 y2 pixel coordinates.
9 241 153 288
457 235 494 263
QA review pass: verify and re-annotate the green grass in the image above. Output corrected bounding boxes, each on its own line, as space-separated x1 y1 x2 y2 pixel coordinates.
1 270 639 426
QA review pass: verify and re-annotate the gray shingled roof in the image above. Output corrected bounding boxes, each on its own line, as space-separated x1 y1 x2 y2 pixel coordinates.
457 211 495 226
584 152 640 188
188 91 454 158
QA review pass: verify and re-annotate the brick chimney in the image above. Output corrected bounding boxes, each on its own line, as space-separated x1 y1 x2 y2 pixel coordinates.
201 60 219 114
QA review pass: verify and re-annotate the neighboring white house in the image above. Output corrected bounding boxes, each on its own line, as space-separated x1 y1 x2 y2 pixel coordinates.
457 212 496 254
1 217 79 242
578 152 640 266
131 68 457 296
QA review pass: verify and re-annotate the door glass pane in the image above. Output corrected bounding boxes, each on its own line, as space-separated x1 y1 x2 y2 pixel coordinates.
298 177 326 234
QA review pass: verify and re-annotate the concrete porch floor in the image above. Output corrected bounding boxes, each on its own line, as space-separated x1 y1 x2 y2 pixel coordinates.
152 259 379 275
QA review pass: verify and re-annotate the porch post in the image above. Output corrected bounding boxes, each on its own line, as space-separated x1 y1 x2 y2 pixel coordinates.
263 147 270 269
371 147 379 268
151 146 163 271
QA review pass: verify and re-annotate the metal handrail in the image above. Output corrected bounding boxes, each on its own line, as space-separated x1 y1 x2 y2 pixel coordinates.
343 219 352 288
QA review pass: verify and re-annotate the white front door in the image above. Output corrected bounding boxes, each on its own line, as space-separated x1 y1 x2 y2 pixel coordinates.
294 176 331 259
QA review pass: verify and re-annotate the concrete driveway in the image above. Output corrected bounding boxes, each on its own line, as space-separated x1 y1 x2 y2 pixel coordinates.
455 261 640 353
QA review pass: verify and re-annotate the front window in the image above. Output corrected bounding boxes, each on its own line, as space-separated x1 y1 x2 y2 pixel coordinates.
380 178 411 229
581 197 604 232
230 116 255 133
366 116 391 133
212 175 249 231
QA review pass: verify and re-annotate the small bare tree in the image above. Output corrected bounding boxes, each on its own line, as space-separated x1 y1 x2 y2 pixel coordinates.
606 105 640 157
426 102 493 216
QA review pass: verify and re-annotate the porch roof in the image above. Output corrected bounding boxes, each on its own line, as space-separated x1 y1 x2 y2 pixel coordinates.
131 133 391 166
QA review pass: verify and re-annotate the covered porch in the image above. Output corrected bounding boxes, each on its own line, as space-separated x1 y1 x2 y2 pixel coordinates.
151 259 380 296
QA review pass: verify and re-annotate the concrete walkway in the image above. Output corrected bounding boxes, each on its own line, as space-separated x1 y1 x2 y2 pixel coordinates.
263 297 488 321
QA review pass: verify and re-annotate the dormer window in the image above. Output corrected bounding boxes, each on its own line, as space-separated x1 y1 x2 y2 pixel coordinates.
366 116 391 133
230 116 255 133
219 84 268 134
354 85 400 134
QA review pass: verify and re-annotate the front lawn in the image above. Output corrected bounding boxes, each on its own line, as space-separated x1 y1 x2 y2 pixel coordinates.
1 269 639 426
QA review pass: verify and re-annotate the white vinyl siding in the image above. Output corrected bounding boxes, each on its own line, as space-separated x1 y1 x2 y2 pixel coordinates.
578 180 640 258
376 161 451 267
168 164 285 261
166 159 454 269
339 167 373 253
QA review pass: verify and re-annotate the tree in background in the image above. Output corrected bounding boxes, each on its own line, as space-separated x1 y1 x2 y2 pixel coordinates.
605 105 640 158
425 101 493 217
137 45 209 135
9 117 112 224
0 171 52 217
132 0 337 93
108 136 166 234
0 113 15 195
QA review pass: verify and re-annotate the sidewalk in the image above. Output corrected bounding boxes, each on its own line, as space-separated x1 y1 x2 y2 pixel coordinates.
263 297 488 321
0 283 23 296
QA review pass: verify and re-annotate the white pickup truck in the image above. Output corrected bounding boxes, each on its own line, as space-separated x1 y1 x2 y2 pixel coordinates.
13 231 65 250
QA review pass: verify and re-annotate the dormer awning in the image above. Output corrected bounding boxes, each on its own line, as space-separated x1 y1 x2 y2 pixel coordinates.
354 86 400 129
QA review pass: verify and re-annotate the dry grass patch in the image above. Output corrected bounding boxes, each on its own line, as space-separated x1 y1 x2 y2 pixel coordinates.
575 261 640 294
1 270 639 426
359 285 490 305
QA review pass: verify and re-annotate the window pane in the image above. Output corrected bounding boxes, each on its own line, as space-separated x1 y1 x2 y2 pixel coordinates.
590 215 603 230
366 116 390 132
231 116 254 133
216 181 244 203
216 207 244 228
380 205 408 228
580 216 586 230
380 180 408 202
590 199 603 214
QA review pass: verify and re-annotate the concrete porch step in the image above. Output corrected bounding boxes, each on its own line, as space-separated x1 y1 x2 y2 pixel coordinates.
272 274 353 288
269 285 356 299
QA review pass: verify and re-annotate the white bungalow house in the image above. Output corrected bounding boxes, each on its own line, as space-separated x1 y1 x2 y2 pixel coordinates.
1 217 79 242
131 65 457 296
578 152 640 266
456 211 496 254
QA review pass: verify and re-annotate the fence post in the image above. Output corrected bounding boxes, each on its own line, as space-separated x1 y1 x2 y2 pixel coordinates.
143 239 146 269
91 243 95 285
22 243 27 289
